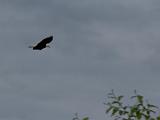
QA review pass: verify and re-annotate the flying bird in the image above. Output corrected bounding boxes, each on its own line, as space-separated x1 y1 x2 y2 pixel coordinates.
29 36 53 50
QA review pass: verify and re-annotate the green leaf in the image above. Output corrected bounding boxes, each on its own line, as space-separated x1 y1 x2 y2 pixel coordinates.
137 95 143 104
146 109 156 114
147 104 158 109
150 118 155 120
136 111 142 120
131 106 137 114
143 114 150 120
157 116 160 120
147 110 150 115
106 106 113 113
123 106 128 110
111 107 119 116
117 96 124 101
119 110 123 115
112 101 121 106
82 117 89 120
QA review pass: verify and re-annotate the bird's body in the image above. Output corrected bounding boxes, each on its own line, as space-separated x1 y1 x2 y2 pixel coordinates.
29 36 53 50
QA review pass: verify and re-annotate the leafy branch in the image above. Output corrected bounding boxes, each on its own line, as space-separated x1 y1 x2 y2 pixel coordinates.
105 90 160 120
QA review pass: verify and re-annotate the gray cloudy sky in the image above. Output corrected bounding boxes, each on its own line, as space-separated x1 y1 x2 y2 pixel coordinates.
0 0 160 120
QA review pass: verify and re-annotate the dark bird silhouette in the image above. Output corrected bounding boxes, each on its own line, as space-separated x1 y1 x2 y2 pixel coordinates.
29 36 53 50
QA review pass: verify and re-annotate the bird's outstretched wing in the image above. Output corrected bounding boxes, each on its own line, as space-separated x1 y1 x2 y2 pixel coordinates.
36 36 53 46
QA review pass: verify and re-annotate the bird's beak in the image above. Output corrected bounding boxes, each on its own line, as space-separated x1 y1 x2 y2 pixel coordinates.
28 45 34 48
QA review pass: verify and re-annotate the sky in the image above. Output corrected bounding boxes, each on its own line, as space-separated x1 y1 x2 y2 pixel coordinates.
0 0 160 120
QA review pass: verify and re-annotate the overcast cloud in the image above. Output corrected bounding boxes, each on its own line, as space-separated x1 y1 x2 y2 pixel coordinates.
0 0 160 120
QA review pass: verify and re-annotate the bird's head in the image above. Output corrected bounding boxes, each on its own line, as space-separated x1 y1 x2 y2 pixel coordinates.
46 45 50 48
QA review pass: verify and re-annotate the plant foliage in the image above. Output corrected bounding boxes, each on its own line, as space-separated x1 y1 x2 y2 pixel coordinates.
73 90 160 120
105 90 160 120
